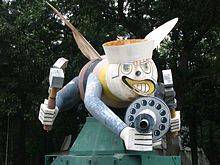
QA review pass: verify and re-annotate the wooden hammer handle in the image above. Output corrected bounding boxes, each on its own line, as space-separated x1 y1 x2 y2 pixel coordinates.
47 87 58 109
171 109 178 136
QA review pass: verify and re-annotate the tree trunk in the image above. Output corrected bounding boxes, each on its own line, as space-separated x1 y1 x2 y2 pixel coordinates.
5 115 10 165
200 122 203 147
189 121 198 165
208 121 214 165
176 45 190 110
14 116 26 165
14 94 27 165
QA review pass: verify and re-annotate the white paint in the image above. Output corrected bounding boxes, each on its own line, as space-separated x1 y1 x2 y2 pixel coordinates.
49 68 64 88
103 59 158 102
162 69 173 85
53 57 68 70
103 40 154 64
145 18 178 49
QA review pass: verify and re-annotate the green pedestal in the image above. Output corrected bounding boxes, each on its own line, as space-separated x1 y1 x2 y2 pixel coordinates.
45 117 180 165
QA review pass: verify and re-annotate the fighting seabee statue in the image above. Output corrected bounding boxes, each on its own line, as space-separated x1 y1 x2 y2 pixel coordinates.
39 3 180 151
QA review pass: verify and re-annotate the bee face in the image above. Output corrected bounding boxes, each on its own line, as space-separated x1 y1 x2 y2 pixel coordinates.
95 59 158 104
119 59 157 96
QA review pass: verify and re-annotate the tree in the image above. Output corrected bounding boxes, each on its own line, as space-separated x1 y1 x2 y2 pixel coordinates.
0 0 77 164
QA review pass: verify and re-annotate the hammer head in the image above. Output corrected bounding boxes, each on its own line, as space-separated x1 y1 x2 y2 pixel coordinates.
162 69 173 87
49 68 64 88
53 57 68 70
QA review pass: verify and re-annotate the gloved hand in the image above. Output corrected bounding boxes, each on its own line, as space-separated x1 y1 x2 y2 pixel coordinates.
38 99 59 130
170 111 180 133
120 127 153 151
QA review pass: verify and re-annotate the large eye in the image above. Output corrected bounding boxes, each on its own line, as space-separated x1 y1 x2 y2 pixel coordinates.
121 64 133 74
141 62 151 74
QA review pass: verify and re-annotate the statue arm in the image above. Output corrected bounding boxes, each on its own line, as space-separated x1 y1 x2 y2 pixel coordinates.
39 77 81 128
56 77 81 112
84 73 127 136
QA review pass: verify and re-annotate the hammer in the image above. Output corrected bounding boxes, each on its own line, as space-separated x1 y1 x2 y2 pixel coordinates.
162 69 178 136
44 58 68 131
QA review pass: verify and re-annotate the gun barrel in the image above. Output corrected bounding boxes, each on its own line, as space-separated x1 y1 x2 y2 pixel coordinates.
134 113 156 133
139 119 149 130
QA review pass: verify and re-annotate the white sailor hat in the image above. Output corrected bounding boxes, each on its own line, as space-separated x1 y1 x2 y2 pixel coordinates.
103 18 178 64
103 39 154 64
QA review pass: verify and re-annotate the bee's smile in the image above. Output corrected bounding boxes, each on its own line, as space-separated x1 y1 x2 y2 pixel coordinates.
122 76 155 95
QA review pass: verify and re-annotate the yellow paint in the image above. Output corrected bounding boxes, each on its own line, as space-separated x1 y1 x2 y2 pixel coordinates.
122 64 132 74
99 65 123 102
103 39 147 46
48 87 58 99
171 109 178 136
125 78 155 95
140 62 150 73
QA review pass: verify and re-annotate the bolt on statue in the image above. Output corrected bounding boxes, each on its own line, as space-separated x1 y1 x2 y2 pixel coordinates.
39 3 181 152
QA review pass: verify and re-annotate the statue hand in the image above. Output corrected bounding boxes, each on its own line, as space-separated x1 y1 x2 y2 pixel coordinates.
38 99 59 131
120 127 153 151
170 111 181 133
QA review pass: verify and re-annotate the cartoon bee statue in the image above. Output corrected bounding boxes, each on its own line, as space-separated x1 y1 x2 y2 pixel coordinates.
39 3 180 151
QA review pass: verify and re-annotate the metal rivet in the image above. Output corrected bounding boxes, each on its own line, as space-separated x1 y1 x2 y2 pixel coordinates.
149 100 155 106
130 108 136 114
159 124 165 130
161 117 167 123
129 122 134 127
155 103 161 110
141 100 147 106
160 110 166 116
154 130 160 136
134 103 141 109
128 115 134 121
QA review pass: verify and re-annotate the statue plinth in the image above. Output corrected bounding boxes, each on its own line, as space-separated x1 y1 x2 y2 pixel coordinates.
45 117 180 165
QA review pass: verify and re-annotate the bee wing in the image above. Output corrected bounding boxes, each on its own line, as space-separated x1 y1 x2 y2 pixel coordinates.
145 18 178 49
47 2 101 61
